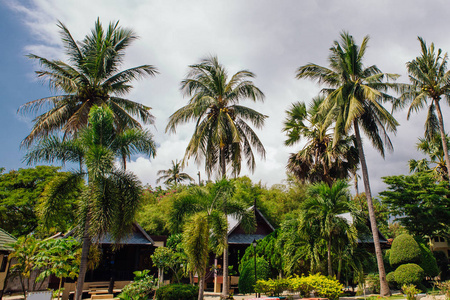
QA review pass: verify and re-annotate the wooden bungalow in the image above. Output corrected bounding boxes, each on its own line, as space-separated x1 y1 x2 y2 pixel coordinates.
212 206 275 293
0 228 17 299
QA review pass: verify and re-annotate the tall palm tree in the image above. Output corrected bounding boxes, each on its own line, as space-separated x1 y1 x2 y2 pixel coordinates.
18 19 158 147
296 32 399 296
301 180 356 276
24 106 145 300
398 37 450 181
166 55 266 178
169 180 255 300
166 55 266 297
156 160 194 187
283 96 359 186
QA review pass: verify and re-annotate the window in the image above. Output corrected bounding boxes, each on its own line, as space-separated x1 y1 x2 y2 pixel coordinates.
0 255 7 272
435 237 440 242
440 237 446 243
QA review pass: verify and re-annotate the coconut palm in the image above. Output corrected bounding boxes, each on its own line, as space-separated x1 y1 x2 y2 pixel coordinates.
166 55 266 179
283 96 359 186
301 180 356 276
166 55 265 297
296 32 399 296
409 134 450 181
24 106 145 300
156 160 194 187
398 37 450 181
18 19 158 147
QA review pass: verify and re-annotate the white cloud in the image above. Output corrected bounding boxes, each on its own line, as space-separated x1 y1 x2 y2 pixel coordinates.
8 0 450 195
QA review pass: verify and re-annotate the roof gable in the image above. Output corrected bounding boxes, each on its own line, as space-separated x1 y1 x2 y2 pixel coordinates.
0 228 17 252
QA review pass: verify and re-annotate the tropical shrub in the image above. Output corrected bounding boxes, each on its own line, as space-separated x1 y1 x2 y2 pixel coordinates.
254 278 290 297
436 280 450 300
418 243 439 277
386 272 397 288
394 264 424 285
389 234 421 266
365 273 380 294
154 284 198 300
119 271 156 300
434 251 450 280
238 257 270 294
256 274 343 300
402 284 421 300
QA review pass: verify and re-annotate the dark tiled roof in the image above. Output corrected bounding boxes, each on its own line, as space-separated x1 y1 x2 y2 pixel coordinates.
0 228 17 252
228 234 267 244
95 232 153 245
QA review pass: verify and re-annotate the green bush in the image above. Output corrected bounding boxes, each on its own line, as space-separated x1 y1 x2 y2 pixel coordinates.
365 273 380 294
289 274 343 300
119 271 156 300
394 263 424 285
386 271 397 289
254 278 290 297
402 284 422 300
418 243 439 277
155 284 198 300
238 257 270 294
390 234 421 267
434 251 450 280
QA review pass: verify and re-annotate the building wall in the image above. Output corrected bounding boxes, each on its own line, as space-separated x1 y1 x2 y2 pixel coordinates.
0 253 10 291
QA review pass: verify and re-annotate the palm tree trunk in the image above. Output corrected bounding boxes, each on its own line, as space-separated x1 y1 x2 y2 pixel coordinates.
198 275 205 300
327 235 332 276
58 276 63 300
219 147 229 298
434 99 450 182
353 121 390 296
75 219 92 300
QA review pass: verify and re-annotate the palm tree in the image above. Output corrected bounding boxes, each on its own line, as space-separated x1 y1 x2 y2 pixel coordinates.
283 96 359 186
24 106 145 300
409 134 450 181
169 180 255 300
18 19 158 147
296 32 399 296
166 55 265 297
166 55 266 178
301 180 356 276
398 37 450 181
156 160 194 187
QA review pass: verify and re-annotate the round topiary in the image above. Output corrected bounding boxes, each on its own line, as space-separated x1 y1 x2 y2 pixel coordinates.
394 263 424 285
418 243 439 277
386 271 397 289
238 256 270 294
389 234 421 267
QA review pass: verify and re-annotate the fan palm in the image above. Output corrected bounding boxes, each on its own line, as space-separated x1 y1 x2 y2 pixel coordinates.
296 32 399 296
24 106 145 300
156 160 194 187
18 19 158 147
301 180 356 276
398 37 450 181
166 55 265 297
283 96 359 186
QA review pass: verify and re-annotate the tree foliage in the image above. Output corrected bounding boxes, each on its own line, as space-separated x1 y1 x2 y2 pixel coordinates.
381 172 450 237
389 234 421 267
0 166 77 237
238 256 270 294
18 19 158 147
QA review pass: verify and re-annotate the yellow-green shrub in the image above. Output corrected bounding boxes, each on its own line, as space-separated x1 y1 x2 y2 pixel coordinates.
255 274 343 300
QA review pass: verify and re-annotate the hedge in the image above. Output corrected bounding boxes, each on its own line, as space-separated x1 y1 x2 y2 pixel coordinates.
238 256 270 294
155 284 198 300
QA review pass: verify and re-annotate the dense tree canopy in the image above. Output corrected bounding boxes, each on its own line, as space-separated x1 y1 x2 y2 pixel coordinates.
381 172 450 237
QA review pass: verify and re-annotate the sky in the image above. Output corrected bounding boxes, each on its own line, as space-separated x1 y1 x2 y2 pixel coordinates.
1 0 450 196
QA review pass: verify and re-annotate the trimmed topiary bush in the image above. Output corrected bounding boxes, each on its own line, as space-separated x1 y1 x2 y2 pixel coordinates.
238 256 270 294
386 271 397 289
155 284 198 300
418 243 439 277
390 234 421 267
394 263 424 285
